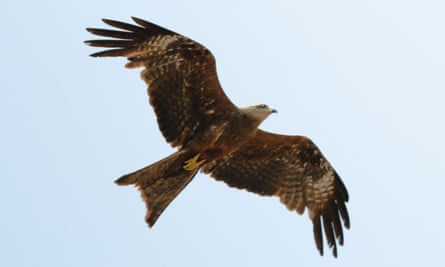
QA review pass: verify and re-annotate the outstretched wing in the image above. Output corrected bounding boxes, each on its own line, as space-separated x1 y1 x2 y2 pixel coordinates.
85 17 236 148
202 130 350 257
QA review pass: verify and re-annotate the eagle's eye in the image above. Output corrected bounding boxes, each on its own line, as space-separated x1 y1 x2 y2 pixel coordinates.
258 104 267 109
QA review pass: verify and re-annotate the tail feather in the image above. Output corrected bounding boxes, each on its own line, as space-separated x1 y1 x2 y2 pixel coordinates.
115 150 199 226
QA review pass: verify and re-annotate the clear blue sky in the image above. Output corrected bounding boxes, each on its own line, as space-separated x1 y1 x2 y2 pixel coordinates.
2 1 444 266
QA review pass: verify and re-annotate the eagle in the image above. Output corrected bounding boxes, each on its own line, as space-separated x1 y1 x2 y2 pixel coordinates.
85 17 350 257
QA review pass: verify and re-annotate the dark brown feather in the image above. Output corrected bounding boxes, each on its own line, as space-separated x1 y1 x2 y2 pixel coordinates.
85 17 236 148
85 28 137 39
203 130 350 257
85 39 136 48
101 18 153 34
313 217 323 256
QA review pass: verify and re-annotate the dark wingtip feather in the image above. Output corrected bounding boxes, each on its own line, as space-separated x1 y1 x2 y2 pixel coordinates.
323 214 337 257
329 202 344 246
337 201 350 229
88 51 103 58
101 18 146 33
335 173 349 202
313 217 324 256
88 48 133 58
131 16 150 27
85 27 94 34
131 16 176 35
84 39 135 48
86 28 138 39
332 246 338 258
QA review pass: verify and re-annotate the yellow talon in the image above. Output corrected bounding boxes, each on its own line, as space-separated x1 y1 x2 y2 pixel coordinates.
183 153 206 171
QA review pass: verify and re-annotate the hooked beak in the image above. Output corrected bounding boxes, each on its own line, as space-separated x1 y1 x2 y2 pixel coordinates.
270 108 278 114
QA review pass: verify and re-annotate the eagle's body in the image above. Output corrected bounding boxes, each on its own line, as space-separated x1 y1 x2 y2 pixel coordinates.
86 17 350 257
184 105 274 163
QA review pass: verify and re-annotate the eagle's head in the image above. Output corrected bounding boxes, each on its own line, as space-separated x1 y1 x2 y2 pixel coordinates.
240 104 277 122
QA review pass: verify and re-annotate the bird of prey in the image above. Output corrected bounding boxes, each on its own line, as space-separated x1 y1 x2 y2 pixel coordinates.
85 17 350 257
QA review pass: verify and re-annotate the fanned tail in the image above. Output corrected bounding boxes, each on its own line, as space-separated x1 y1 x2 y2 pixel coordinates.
115 150 199 226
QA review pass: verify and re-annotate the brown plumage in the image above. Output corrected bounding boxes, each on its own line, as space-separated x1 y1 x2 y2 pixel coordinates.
85 17 350 257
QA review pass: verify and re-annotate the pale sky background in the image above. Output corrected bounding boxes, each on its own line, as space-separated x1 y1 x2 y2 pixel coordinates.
2 1 445 266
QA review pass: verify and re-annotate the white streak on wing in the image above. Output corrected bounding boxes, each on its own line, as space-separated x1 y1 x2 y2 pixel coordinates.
126 35 181 59
149 35 181 50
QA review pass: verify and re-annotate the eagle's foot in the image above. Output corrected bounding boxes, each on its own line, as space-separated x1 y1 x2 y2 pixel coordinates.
183 153 205 171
